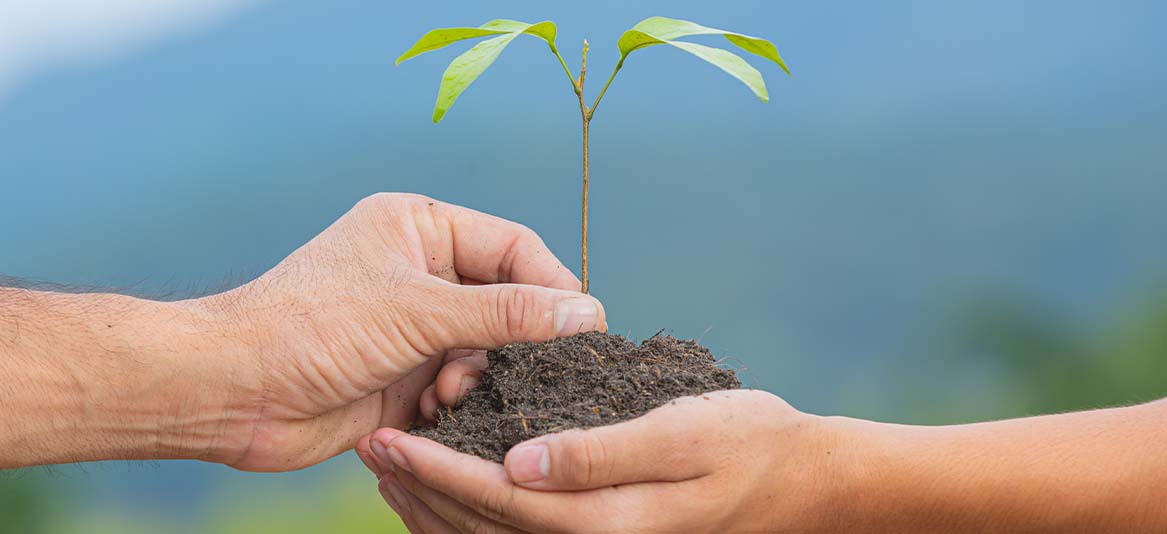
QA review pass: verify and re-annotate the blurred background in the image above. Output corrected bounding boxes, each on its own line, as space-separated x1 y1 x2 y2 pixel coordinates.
1 0 1165 531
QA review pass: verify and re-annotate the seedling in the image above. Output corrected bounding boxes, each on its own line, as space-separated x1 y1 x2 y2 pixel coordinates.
397 16 789 293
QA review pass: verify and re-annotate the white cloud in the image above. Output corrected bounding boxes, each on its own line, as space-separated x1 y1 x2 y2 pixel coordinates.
0 0 257 101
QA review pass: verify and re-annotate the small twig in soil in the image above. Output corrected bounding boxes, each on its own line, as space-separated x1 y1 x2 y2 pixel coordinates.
503 413 555 421
587 346 603 364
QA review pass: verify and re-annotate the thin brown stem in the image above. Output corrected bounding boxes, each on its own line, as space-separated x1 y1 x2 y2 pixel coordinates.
581 115 590 294
578 40 591 294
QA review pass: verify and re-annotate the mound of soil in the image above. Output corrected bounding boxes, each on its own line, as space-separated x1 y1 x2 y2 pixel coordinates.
412 331 741 462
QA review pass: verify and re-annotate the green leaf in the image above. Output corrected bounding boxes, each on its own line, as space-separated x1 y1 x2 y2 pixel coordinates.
480 19 558 45
396 19 559 122
668 41 769 101
432 33 520 123
396 27 510 65
616 16 789 102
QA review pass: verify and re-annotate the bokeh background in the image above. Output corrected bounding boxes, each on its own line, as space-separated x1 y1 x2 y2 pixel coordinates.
2 0 1166 531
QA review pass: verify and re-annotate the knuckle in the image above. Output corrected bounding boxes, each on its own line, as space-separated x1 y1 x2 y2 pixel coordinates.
561 430 609 487
473 485 517 523
493 286 539 341
747 389 791 412
515 223 541 244
498 216 539 243
356 191 395 209
461 513 499 534
350 193 392 220
495 223 542 285
356 192 435 213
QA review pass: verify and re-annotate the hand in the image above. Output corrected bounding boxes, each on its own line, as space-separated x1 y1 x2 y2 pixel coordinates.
194 193 606 471
357 389 861 533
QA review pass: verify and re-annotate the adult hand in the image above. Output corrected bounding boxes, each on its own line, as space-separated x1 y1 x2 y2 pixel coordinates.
197 193 606 471
357 390 855 533
0 192 605 470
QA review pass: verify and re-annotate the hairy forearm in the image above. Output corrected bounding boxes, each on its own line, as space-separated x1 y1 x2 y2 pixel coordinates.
837 399 1167 531
0 288 257 467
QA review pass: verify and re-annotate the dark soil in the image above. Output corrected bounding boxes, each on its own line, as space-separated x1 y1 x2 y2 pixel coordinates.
411 331 741 462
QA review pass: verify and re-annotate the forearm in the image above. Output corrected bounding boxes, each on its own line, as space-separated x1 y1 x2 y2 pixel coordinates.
839 399 1167 531
0 288 257 467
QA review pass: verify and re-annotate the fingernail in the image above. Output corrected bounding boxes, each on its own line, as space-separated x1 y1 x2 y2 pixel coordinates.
371 439 391 470
457 375 479 402
555 297 599 336
387 444 412 473
508 443 549 483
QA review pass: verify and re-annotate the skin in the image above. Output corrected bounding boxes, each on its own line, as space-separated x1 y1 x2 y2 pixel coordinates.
358 391 1167 533
0 192 605 471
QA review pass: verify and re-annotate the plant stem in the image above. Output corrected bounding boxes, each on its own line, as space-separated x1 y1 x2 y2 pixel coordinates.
550 46 580 95
587 59 624 120
581 117 590 293
578 40 591 294
553 39 624 294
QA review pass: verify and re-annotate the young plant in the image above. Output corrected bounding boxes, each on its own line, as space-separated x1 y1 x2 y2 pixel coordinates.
396 16 789 294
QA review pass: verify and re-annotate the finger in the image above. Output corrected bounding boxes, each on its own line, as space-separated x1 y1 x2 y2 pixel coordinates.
380 472 428 533
504 395 722 490
355 434 385 478
367 428 573 532
400 493 460 534
418 384 440 423
384 433 676 533
383 472 461 534
410 348 482 424
428 200 582 291
442 348 486 364
397 470 526 534
378 473 406 518
434 353 487 407
409 281 607 350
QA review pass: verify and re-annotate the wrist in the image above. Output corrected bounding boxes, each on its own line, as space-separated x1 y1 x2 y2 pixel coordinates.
0 290 262 466
760 411 960 533
175 294 267 464
739 395 895 533
813 415 976 533
85 295 263 463
788 414 907 533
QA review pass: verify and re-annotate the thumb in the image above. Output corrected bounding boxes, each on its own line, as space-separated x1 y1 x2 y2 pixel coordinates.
503 398 717 490
426 283 606 350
